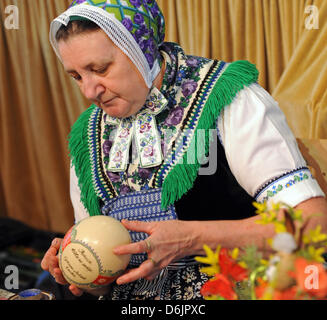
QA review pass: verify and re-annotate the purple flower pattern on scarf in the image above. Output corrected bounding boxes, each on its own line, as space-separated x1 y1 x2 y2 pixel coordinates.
118 128 130 139
138 168 152 180
186 57 200 67
113 150 123 162
182 80 198 97
69 0 165 71
134 13 144 25
103 140 112 157
164 107 184 126
138 39 148 51
139 123 152 133
120 185 131 195
122 18 133 32
107 171 120 183
130 0 142 8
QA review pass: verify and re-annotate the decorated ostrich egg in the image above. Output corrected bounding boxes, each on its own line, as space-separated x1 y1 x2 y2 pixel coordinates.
58 216 131 290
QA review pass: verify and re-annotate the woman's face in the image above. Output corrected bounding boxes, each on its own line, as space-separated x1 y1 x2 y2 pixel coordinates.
58 29 149 118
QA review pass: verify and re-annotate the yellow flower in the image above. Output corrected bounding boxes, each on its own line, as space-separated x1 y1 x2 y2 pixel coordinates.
230 248 239 260
273 221 287 233
200 266 219 276
260 259 269 266
303 225 327 244
307 245 326 263
238 261 248 269
261 287 274 300
255 213 273 225
195 244 221 275
291 209 303 222
253 202 267 215
271 202 281 212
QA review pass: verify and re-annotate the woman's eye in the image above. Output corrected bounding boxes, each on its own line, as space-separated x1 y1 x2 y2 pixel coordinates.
94 65 108 74
70 74 81 81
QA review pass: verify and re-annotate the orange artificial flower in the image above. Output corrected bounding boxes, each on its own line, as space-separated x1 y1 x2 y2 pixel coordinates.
255 278 299 300
219 248 248 282
289 257 327 299
200 274 237 300
255 278 269 299
272 286 298 300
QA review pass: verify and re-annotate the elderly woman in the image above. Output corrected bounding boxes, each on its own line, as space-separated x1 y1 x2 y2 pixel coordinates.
41 0 327 300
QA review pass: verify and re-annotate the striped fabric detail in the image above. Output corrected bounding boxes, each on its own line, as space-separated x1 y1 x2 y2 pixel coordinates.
101 188 177 266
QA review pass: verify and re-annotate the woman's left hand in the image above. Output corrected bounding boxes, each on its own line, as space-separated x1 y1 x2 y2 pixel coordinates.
113 219 196 284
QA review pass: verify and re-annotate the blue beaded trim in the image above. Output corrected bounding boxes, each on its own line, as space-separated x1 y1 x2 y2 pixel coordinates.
88 107 117 202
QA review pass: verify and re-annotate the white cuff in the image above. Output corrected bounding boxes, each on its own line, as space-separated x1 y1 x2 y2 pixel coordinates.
255 167 325 207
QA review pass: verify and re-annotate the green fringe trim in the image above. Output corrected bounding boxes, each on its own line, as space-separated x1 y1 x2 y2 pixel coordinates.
161 60 259 209
68 104 101 216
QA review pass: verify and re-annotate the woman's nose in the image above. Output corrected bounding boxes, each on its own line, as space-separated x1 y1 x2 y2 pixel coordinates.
81 76 106 102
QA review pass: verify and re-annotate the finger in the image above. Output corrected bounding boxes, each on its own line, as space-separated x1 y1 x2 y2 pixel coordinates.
116 259 156 285
49 254 59 269
48 255 59 277
113 239 149 255
144 271 161 282
40 238 63 270
41 247 58 270
51 238 62 250
53 267 69 285
69 284 84 297
121 219 155 233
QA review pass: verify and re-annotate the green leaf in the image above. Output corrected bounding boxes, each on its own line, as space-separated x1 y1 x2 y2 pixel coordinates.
240 246 263 272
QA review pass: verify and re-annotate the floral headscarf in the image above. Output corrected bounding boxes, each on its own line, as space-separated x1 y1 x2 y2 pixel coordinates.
50 0 166 88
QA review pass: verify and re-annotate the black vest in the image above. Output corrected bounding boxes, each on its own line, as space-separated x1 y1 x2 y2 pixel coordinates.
175 139 256 221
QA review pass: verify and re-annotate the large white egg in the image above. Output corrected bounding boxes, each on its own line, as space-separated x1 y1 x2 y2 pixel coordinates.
58 216 131 290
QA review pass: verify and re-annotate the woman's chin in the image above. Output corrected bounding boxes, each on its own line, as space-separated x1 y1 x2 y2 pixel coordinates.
101 105 128 119
101 104 141 119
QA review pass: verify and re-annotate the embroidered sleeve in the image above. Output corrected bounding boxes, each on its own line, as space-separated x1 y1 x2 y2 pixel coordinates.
217 83 325 207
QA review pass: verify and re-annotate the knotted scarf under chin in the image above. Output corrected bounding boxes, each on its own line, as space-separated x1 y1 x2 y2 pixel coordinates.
106 87 168 172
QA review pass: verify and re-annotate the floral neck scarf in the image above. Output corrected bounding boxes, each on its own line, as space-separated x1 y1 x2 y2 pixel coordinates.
100 42 220 195
105 87 168 172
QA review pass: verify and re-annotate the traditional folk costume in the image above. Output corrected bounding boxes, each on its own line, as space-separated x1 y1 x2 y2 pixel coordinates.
50 0 324 300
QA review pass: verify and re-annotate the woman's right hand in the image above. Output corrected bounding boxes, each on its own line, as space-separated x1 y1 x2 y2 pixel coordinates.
40 238 84 297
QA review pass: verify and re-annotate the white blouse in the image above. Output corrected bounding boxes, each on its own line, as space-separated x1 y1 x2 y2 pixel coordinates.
70 83 325 223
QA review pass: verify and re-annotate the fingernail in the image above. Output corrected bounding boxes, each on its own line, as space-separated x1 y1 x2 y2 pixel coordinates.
51 238 58 246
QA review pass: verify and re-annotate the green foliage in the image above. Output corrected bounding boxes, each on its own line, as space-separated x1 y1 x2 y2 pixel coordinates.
241 245 263 272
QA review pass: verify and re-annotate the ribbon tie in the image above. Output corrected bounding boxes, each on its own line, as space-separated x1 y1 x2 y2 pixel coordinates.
106 87 168 172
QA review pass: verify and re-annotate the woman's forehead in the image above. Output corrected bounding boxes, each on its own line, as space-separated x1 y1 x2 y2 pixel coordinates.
59 30 116 53
58 31 117 69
